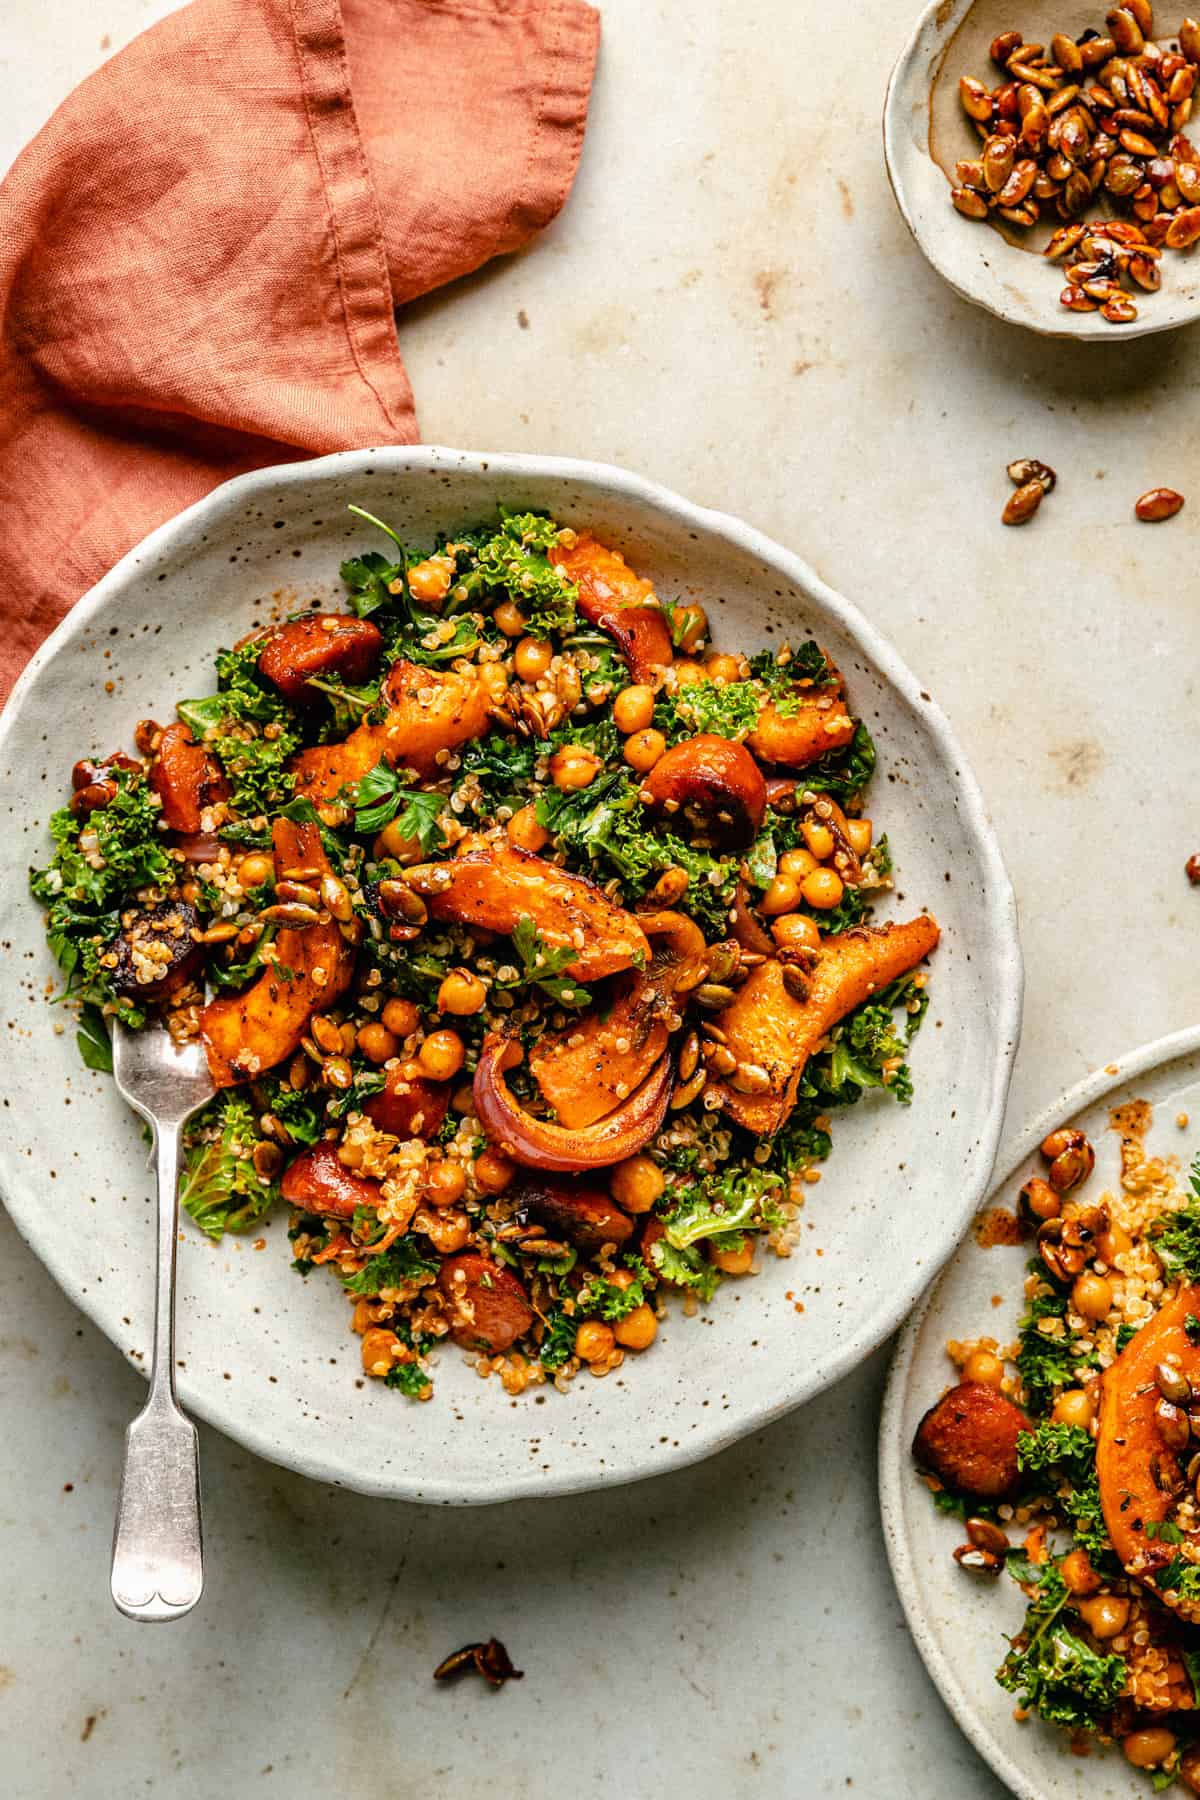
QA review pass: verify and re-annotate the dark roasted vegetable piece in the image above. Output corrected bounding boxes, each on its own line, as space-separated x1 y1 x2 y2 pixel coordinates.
280 1140 382 1220
517 1177 634 1249
641 734 767 848
551 532 674 681
151 722 230 832
256 613 384 703
913 1380 1032 1499
111 896 203 1003
364 1065 451 1139
437 1252 535 1352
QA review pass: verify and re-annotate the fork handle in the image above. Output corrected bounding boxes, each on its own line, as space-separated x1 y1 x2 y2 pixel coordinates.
110 1121 204 1621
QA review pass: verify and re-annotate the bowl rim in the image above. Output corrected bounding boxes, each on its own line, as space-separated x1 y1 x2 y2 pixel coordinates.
0 443 1024 1502
878 1023 1200 1797
882 0 1184 342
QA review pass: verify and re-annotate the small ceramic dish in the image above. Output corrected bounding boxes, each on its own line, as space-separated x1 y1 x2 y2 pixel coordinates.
884 0 1200 339
0 446 1021 1503
880 1026 1200 1799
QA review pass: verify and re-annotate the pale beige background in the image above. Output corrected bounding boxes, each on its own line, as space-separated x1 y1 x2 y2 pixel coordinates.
4 1 1199 1794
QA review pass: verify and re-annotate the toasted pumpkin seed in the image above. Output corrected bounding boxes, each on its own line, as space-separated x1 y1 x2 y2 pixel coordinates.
670 1067 708 1110
275 879 320 906
320 872 354 922
1002 479 1046 525
695 982 736 1010
991 30 1023 65
678 1030 700 1084
959 75 994 121
1157 1361 1192 1402
377 879 429 925
1136 486 1185 520
260 902 322 925
951 186 989 220
729 1061 771 1095
1007 458 1057 491
966 1516 1012 1554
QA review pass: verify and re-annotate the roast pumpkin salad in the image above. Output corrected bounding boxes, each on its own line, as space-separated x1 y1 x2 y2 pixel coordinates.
913 1108 1200 1790
31 507 938 1400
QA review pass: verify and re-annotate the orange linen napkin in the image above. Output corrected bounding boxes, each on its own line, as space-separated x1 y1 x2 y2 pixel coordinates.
0 0 599 700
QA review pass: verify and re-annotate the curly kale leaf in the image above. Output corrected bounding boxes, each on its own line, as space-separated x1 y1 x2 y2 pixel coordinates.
178 634 295 736
1148 1159 1200 1280
180 1093 281 1239
1015 1270 1097 1408
340 1238 440 1297
660 1167 785 1253
998 1562 1126 1731
575 1257 650 1322
809 974 928 1107
212 726 300 816
457 509 578 636
1017 1423 1112 1563
748 642 831 708
454 731 539 807
800 720 876 803
676 679 761 741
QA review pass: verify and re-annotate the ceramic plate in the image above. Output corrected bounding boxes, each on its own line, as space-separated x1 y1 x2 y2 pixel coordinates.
884 0 1200 340
881 1026 1200 1798
0 446 1021 1502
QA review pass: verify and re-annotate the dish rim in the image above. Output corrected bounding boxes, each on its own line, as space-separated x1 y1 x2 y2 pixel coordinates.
882 0 1188 343
878 1023 1200 1798
0 442 1023 1501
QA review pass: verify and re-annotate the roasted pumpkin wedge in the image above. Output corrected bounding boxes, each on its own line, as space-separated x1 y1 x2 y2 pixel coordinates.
409 839 651 983
291 659 491 801
281 1141 382 1220
257 613 383 703
530 972 670 1129
641 734 766 847
747 692 856 769
150 722 229 832
551 532 674 682
707 915 940 1134
1097 1279 1200 1620
201 818 356 1086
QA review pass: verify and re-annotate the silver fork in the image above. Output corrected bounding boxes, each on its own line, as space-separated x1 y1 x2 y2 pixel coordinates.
109 1018 214 1622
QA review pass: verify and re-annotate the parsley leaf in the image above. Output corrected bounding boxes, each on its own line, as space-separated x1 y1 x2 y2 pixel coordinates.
352 761 446 849
500 916 592 1010
76 1002 113 1073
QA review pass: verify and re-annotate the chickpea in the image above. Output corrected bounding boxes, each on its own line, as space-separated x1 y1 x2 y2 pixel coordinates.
1072 1272 1113 1321
238 851 274 889
1060 1548 1102 1595
801 867 845 911
493 599 527 637
575 1320 616 1363
771 912 822 952
759 872 801 917
1052 1387 1096 1428
507 804 550 853
801 820 836 861
1180 1745 1200 1795
710 1240 754 1275
406 554 454 605
424 1160 468 1207
704 652 742 685
1018 1176 1061 1226
474 1147 515 1194
415 1207 471 1254
418 1029 465 1082
674 605 708 655
438 968 487 1016
375 818 423 864
845 817 874 856
610 1154 665 1214
361 1328 401 1376
673 659 706 686
613 684 656 734
614 1305 658 1351
1123 1728 1176 1771
962 1349 1005 1388
549 745 602 791
623 728 667 773
357 1022 398 1064
1078 1593 1130 1638
514 635 553 682
478 661 509 704
778 846 818 880
381 997 420 1038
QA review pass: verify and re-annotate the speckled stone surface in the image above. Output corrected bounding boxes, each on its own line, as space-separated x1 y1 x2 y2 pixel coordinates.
6 0 1200 1793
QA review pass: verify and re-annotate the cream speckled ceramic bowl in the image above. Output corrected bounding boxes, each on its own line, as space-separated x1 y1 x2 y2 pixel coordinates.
0 446 1021 1502
880 1028 1200 1799
885 0 1200 339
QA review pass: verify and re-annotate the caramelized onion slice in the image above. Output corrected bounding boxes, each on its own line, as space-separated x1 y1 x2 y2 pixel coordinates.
473 1035 672 1172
